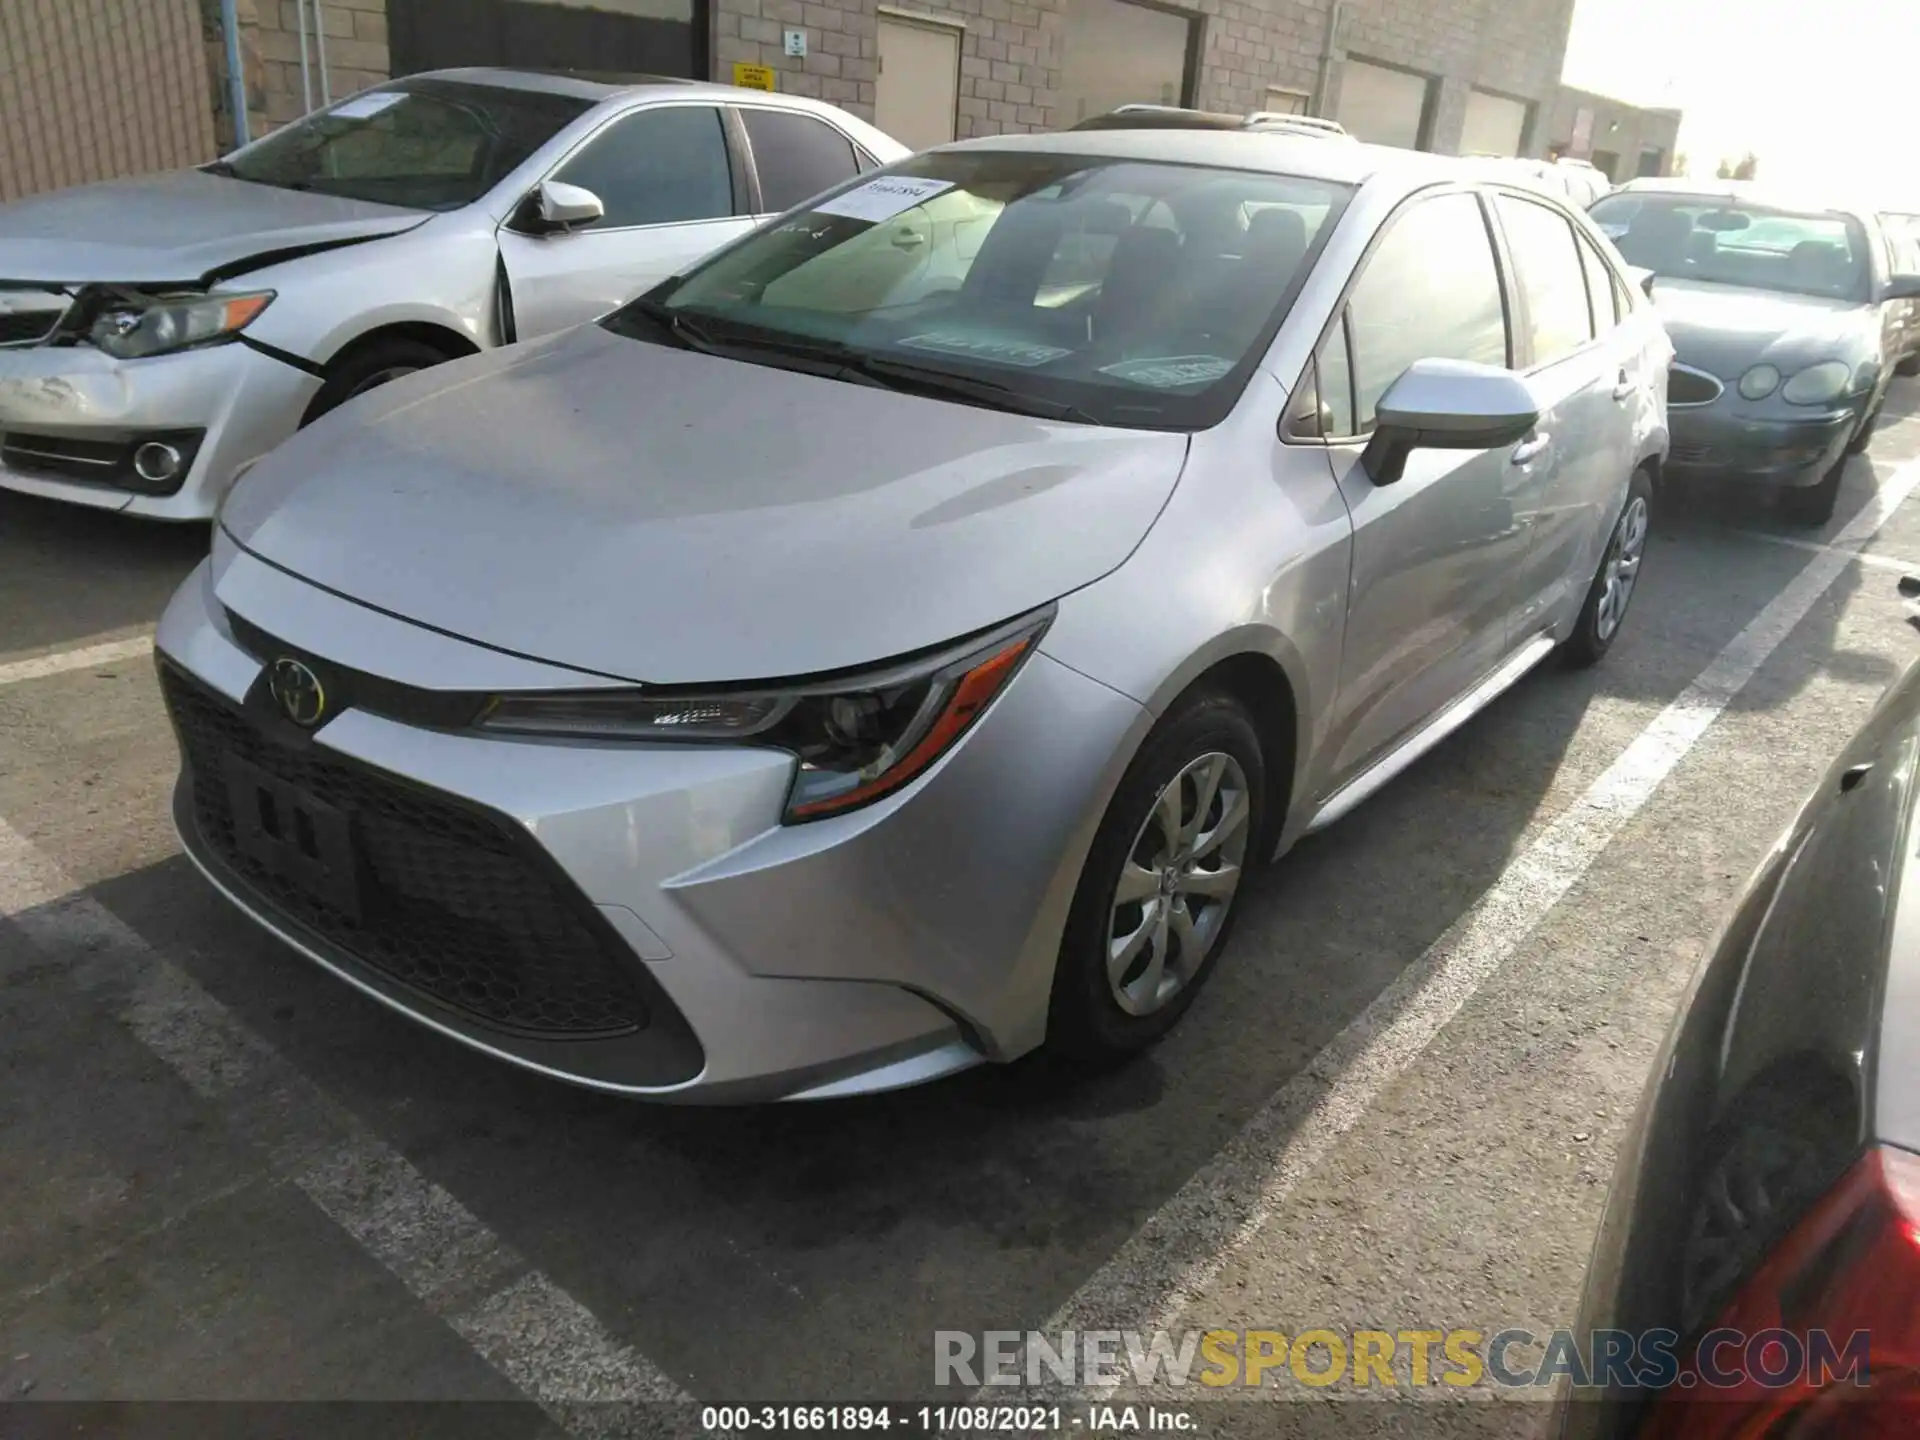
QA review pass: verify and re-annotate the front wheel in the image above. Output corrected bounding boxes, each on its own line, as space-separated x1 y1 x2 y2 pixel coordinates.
301 336 452 427
1562 469 1653 668
1047 691 1267 1064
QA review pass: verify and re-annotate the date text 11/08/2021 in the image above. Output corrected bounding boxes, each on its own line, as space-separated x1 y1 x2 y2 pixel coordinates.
699 1406 1196 1432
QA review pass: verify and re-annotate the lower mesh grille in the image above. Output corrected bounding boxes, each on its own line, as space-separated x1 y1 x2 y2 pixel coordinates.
161 663 651 1039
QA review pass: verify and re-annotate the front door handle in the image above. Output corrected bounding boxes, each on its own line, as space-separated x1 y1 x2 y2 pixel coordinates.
892 229 927 250
1612 369 1635 402
1510 432 1552 466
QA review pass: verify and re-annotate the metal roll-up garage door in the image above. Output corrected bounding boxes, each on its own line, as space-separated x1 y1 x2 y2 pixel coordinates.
1334 59 1430 150
1461 90 1529 157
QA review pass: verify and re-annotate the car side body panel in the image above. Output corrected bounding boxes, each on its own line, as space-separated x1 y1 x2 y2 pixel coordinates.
1560 652 1920 1439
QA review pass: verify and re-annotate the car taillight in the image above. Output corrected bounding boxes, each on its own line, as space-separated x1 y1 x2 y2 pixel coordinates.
1642 1145 1920 1438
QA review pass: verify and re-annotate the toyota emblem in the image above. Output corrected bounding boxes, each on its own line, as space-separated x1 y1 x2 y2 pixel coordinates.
268 657 327 727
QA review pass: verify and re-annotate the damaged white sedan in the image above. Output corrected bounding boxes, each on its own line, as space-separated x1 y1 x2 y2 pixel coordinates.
0 68 902 519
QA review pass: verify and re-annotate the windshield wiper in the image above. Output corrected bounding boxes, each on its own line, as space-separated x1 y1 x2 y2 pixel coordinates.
837 354 1100 423
610 301 1099 422
611 298 844 372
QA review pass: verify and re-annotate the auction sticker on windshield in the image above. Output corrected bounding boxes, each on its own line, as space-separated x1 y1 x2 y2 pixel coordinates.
898 332 1072 367
1099 355 1235 388
815 176 956 224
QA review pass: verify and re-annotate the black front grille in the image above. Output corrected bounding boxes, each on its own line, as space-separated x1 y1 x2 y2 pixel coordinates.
1669 366 1724 406
224 609 488 731
0 309 61 346
161 663 654 1040
1669 441 1717 464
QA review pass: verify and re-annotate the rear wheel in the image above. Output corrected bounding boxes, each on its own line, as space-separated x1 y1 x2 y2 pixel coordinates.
1047 691 1266 1064
1782 457 1844 528
1561 469 1653 668
302 336 453 426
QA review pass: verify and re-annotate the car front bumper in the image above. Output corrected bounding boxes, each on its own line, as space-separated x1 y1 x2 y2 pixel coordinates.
0 340 320 520
154 548 1147 1101
1664 402 1860 488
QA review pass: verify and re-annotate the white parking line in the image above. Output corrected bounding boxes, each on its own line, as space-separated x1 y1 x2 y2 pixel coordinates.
1030 457 1920 1398
0 817 688 1430
0 635 155 688
1732 528 1920 575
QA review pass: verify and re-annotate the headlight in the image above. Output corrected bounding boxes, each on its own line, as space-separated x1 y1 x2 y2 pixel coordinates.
1780 360 1852 406
1737 364 1780 400
89 290 274 360
477 611 1050 821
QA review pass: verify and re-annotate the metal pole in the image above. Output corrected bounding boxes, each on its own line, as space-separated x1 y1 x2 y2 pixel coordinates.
296 0 313 113
218 0 250 146
1313 0 1344 119
316 3 332 105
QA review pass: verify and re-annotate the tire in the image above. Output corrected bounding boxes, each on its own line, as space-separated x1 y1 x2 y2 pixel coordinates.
1561 468 1653 669
1046 690 1267 1065
1781 458 1843 528
302 336 452 426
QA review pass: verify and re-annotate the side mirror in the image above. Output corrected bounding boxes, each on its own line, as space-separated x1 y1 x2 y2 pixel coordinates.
1360 358 1540 486
521 180 605 235
1883 273 1920 302
1627 265 1657 300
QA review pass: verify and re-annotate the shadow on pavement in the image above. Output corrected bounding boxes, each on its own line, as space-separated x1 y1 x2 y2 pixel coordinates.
0 491 208 656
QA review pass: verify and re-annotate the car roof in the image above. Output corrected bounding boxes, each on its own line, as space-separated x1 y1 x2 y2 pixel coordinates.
932 126 1459 189
1606 176 1873 222
399 67 837 108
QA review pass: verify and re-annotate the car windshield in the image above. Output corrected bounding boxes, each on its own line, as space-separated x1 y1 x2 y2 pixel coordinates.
212 79 593 210
1589 193 1870 302
606 150 1351 429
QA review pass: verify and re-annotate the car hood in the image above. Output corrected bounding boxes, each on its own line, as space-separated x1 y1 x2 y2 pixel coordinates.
1649 277 1879 378
0 169 427 285
220 325 1189 684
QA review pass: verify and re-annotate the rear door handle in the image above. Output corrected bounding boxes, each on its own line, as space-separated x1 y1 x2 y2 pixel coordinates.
1510 432 1552 466
1612 369 1635 401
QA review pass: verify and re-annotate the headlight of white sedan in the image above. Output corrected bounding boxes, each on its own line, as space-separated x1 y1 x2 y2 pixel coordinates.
89 290 274 360
1780 360 1853 406
477 611 1051 822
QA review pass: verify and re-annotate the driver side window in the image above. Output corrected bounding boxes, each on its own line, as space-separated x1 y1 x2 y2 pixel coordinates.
549 105 734 229
1331 191 1511 433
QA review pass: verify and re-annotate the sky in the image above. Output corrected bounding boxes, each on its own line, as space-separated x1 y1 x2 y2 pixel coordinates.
1560 0 1915 208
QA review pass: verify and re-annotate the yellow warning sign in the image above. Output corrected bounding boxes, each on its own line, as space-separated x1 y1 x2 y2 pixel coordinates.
732 62 777 91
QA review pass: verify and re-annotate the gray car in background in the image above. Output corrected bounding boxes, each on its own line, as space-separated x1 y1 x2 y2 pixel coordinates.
1593 180 1920 525
156 131 1670 1102
0 69 904 519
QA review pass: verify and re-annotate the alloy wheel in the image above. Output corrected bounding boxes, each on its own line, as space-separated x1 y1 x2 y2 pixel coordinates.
1595 494 1648 642
1106 751 1251 1017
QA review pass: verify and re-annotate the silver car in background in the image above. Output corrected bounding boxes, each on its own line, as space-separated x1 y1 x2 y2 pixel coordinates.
0 69 903 519
157 130 1671 1102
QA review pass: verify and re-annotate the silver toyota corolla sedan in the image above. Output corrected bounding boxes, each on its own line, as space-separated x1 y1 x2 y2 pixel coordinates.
0 69 903 519
157 129 1672 1102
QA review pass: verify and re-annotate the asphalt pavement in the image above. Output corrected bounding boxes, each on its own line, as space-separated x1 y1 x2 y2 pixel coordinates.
4 383 1920 1439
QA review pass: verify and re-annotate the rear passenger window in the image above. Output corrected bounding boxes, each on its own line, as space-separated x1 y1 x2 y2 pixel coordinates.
1496 194 1596 364
1576 231 1620 330
741 109 862 212
1345 191 1509 430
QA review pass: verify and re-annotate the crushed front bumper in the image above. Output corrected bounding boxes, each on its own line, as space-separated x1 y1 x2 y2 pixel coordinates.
0 340 321 520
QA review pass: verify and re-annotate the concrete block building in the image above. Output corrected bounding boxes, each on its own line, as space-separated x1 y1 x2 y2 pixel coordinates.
1 0 1680 202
